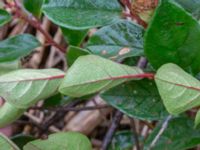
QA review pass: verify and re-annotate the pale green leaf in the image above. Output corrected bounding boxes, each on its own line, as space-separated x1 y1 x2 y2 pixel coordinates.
0 103 25 128
23 132 92 150
0 69 64 127
42 0 122 30
86 20 144 61
0 9 11 27
155 63 200 115
59 55 143 97
0 134 20 150
0 2 4 9
0 69 64 109
0 60 20 76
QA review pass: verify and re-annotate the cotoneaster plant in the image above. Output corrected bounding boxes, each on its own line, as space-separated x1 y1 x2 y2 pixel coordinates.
1 0 200 149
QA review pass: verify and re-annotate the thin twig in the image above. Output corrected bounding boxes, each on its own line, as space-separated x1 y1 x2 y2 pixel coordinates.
148 115 173 150
15 120 43 130
137 57 148 69
129 118 141 150
6 1 66 53
102 111 123 150
39 100 81 135
30 105 111 112
128 41 149 150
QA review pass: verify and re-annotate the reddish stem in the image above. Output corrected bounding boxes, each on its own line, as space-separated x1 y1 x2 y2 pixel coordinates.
111 73 154 80
156 78 200 92
7 1 66 53
0 73 155 84
154 0 159 6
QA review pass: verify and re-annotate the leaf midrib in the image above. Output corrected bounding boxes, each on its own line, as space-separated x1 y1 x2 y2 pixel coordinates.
155 77 200 92
62 74 148 89
0 74 65 84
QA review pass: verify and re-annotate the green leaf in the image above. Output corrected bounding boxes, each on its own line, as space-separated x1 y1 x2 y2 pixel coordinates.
123 57 140 66
0 69 64 127
144 116 200 150
43 94 74 108
42 0 122 30
67 46 90 67
195 110 200 128
0 60 20 76
61 27 88 46
0 9 11 27
109 130 141 150
11 134 35 149
87 20 144 61
145 0 200 74
23 0 44 17
0 133 20 150
0 102 25 128
23 132 92 150
59 55 143 97
102 80 168 121
43 93 63 107
0 34 40 62
0 68 64 109
155 63 200 115
175 0 200 19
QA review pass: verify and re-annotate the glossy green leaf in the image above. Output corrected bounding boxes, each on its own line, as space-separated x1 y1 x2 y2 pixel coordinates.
175 0 200 19
43 93 63 107
0 68 64 109
0 134 20 150
67 46 90 67
144 116 200 150
87 20 144 61
0 34 40 62
23 0 44 17
42 0 122 30
11 134 35 149
62 27 88 46
43 94 74 107
145 0 200 74
123 57 140 66
59 55 143 97
0 60 20 76
102 80 168 121
109 131 137 150
195 110 200 128
196 72 200 80
155 63 200 115
0 9 11 27
23 132 92 150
